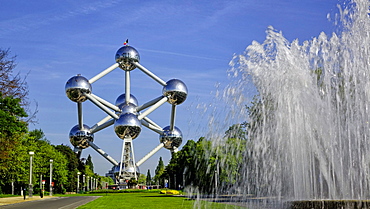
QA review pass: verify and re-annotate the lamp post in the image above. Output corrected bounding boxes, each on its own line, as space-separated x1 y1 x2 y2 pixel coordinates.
49 159 53 196
94 178 96 190
83 175 85 192
87 176 90 191
77 172 81 193
29 151 34 198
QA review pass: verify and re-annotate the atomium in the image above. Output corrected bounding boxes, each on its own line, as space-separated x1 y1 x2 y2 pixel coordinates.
66 41 187 182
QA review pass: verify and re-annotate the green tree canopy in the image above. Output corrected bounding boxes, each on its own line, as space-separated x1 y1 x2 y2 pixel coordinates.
86 154 94 173
146 169 152 185
154 157 165 186
54 144 79 192
0 93 28 189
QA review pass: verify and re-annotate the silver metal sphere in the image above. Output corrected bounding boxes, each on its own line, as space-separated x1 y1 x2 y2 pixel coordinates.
114 113 142 139
117 103 138 115
65 75 92 102
160 126 183 150
115 94 139 106
115 45 140 71
69 124 94 149
163 79 188 105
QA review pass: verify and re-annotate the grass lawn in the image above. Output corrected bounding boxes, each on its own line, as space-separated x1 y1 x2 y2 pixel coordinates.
0 194 19 198
76 192 246 209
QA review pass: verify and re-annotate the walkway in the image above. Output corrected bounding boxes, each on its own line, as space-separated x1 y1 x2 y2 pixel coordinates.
0 196 100 209
0 196 55 206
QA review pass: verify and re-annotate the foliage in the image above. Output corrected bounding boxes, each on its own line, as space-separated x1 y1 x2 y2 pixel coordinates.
0 49 37 123
0 93 28 185
0 48 112 195
154 157 165 186
137 173 146 184
22 130 69 194
99 176 114 189
146 169 152 185
161 123 247 194
85 155 94 173
127 178 138 188
0 49 28 105
0 128 71 194
54 144 79 192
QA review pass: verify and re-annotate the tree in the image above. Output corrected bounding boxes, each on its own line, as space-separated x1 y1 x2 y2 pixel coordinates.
54 145 79 192
86 154 94 173
161 138 213 192
146 169 152 186
99 176 114 189
154 157 165 186
0 49 28 102
162 126 248 194
0 93 29 192
0 49 37 123
0 93 28 148
127 178 138 188
22 130 69 194
137 174 146 185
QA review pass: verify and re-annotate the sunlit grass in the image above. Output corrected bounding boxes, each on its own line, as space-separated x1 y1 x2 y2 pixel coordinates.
0 194 19 198
76 192 246 209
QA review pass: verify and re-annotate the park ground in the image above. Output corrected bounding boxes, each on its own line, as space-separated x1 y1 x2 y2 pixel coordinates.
0 190 247 209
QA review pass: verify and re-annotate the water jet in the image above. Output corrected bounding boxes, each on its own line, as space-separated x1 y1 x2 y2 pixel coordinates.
212 0 370 208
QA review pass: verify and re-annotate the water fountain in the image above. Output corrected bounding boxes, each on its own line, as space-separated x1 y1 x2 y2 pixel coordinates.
213 0 370 208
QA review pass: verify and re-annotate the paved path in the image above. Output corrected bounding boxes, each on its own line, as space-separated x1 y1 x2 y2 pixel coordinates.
0 196 100 209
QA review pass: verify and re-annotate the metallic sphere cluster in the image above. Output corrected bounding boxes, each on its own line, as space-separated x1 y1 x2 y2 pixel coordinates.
65 42 187 180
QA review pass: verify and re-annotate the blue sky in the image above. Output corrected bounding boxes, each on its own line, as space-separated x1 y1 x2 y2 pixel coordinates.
1 0 340 176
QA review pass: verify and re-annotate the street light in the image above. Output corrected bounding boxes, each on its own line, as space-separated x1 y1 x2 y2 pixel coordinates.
83 174 85 192
49 159 53 196
77 172 81 193
29 151 34 198
94 178 96 190
87 176 90 191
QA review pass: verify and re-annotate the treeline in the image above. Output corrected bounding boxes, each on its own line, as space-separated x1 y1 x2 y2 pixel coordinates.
152 93 266 194
0 49 112 195
154 124 248 194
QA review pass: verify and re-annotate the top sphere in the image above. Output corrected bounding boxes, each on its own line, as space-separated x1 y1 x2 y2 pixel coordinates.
115 45 140 71
65 75 92 102
163 79 188 105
